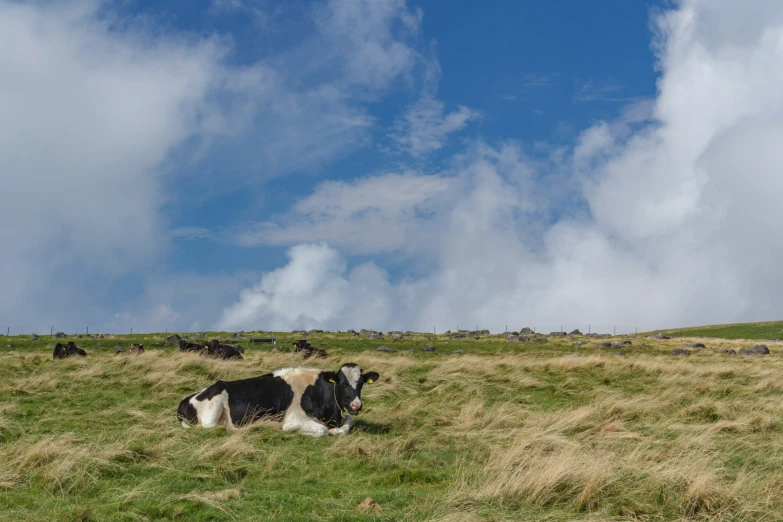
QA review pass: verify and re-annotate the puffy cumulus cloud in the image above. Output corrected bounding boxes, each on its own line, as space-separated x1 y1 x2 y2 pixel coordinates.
229 141 562 258
217 244 396 331
217 0 783 333
0 0 428 332
0 0 225 328
232 172 453 255
217 143 578 332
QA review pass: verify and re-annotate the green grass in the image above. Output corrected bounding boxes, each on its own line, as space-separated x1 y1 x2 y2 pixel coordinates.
2 330 783 520
651 320 783 340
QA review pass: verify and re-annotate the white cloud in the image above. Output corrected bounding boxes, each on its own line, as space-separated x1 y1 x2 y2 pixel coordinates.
218 0 783 333
217 243 396 331
100 270 256 334
224 141 565 258
389 95 481 157
312 0 423 94
134 272 256 332
232 171 453 255
0 0 226 329
0 0 427 332
187 0 427 184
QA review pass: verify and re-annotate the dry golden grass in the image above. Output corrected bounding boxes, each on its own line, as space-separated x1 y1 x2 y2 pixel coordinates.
2 335 783 520
424 349 783 521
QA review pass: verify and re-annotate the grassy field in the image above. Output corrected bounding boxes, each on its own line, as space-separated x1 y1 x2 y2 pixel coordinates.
655 321 783 341
2 330 783 521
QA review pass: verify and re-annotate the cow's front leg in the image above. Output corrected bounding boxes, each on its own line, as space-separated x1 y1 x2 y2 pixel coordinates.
282 411 329 437
328 414 354 435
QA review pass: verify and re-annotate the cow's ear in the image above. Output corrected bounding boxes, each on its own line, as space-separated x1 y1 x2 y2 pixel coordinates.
322 371 339 384
363 371 379 384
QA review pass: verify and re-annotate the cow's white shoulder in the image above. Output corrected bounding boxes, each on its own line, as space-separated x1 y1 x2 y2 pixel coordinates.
273 367 320 379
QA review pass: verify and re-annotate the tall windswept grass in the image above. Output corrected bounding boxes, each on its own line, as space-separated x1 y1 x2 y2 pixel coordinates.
2 333 783 520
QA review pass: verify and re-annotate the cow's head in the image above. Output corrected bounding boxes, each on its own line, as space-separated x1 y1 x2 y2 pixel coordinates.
324 363 379 415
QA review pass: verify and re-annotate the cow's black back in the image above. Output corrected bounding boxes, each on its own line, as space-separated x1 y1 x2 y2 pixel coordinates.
224 374 295 425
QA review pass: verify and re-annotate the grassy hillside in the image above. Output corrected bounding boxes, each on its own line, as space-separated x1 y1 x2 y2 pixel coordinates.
654 320 783 340
2 331 783 520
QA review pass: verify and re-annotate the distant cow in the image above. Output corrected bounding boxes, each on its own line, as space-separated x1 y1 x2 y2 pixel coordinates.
179 339 204 352
199 339 243 360
177 363 379 437
116 343 144 356
293 339 327 359
52 342 87 359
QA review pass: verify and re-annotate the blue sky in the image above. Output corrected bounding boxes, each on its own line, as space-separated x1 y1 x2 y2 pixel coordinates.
4 0 783 334
163 0 661 275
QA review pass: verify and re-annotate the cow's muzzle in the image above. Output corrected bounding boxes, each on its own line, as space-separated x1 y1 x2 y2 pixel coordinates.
349 400 362 414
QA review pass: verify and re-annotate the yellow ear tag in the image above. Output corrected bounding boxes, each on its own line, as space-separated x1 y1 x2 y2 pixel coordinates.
328 378 336 383
366 379 374 384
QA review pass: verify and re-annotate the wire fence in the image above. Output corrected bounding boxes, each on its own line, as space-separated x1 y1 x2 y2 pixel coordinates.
1 326 159 337
1 324 671 338
497 324 645 336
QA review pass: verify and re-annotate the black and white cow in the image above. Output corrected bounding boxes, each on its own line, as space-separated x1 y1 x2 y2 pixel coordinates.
177 363 379 436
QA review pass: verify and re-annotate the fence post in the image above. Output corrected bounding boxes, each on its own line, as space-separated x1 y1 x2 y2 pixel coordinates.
130 328 133 335
50 326 53 337
86 326 89 335
6 327 8 337
588 324 591 334
614 326 616 336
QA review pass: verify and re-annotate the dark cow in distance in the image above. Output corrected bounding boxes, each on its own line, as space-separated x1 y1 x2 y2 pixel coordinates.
179 339 242 359
179 339 204 352
177 363 379 436
52 342 87 359
200 339 243 360
293 339 327 359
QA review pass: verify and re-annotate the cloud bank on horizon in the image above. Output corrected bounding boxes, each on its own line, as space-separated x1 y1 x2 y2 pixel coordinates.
3 0 783 333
